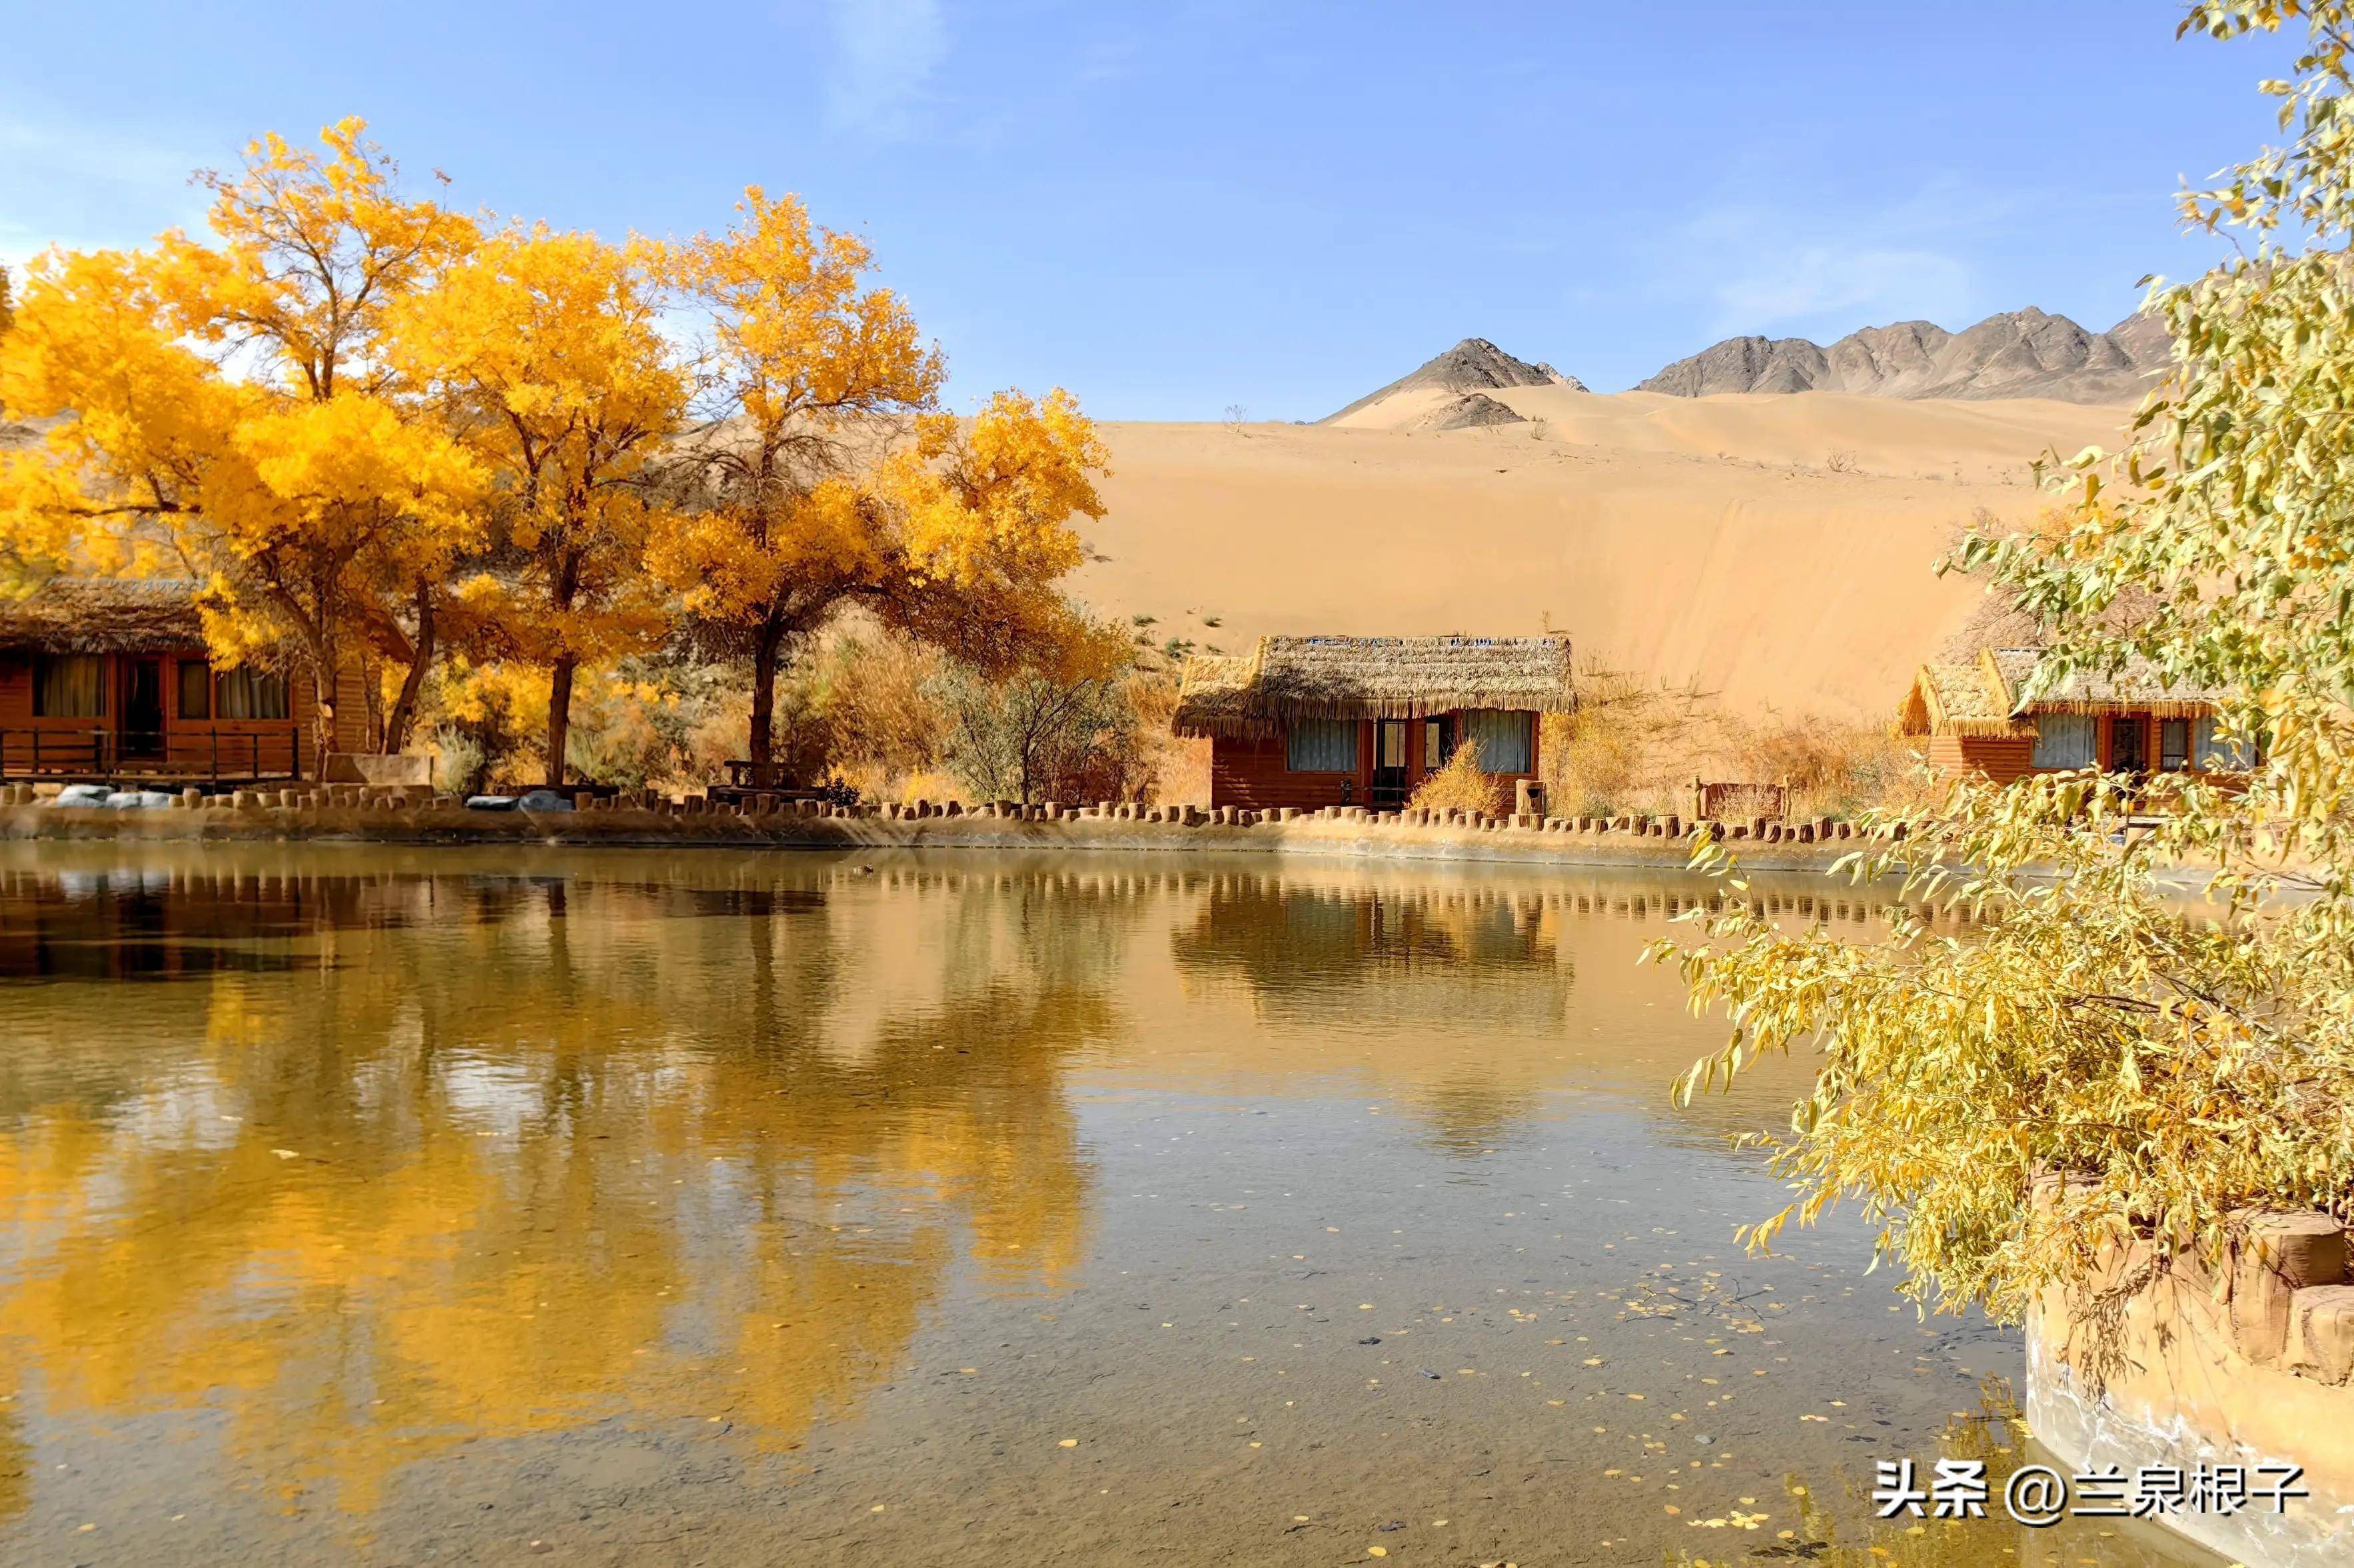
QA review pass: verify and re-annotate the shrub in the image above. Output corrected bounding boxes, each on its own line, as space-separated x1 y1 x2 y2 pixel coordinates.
1658 3 2354 1368
1409 739 1502 814
928 615 1153 805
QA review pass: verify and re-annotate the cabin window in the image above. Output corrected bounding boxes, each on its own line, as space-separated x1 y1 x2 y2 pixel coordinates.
177 659 212 721
2192 716 2257 770
1460 709 1532 773
31 655 105 718
1286 717 1357 772
2030 713 2095 768
2160 718 2191 771
215 667 291 721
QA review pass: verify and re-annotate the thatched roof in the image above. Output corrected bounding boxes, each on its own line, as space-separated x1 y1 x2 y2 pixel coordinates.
0 578 209 654
1898 591 2227 735
1173 634 1574 739
1896 655 2035 739
1986 643 2224 717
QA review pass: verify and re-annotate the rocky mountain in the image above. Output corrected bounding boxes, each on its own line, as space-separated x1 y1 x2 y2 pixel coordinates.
1636 308 2168 404
1321 338 1585 424
1401 392 1527 431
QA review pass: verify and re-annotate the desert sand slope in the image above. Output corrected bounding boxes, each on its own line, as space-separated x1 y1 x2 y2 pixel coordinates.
1075 389 2131 721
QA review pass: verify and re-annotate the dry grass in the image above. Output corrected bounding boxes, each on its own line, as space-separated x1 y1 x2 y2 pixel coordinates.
895 769 967 807
1409 739 1506 814
796 624 949 792
1129 667 1211 805
1539 654 1918 820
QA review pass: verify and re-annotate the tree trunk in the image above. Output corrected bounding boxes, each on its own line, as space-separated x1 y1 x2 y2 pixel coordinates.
749 618 784 773
362 655 384 752
310 641 340 781
547 656 576 788
384 586 436 754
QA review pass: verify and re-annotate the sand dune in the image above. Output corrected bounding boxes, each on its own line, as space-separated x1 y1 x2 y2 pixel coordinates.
1075 390 2131 721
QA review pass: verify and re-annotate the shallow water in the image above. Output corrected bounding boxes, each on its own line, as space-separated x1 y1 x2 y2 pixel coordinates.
0 845 2216 1567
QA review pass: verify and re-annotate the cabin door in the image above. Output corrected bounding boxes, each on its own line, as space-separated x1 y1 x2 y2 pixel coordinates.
119 658 165 760
2108 715 2147 775
1371 720 1411 807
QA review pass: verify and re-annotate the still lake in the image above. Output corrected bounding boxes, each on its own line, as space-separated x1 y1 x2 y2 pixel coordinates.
0 845 2214 1567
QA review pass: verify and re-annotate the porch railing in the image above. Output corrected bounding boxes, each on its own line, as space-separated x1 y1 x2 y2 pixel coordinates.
0 728 304 784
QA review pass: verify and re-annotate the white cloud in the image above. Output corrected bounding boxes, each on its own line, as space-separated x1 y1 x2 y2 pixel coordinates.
1706 242 1974 336
1670 177 2023 339
824 0 949 140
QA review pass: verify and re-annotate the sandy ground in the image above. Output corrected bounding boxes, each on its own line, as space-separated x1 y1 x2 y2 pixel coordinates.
1076 389 2130 721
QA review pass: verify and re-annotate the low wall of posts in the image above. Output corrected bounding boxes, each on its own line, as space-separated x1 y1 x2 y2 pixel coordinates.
0 787 1892 868
2024 1187 2354 1567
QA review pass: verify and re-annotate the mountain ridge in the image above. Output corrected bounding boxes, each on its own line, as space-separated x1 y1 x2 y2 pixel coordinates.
1635 307 2167 403
1319 337 1584 424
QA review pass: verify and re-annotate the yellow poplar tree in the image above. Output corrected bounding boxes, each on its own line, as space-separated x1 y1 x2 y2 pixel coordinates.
0 120 483 766
650 187 944 769
390 226 688 785
878 388 1111 673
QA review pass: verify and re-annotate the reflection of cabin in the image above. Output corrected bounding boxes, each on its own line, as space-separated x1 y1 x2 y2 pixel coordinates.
1897 641 2246 785
1171 634 1574 811
0 578 364 783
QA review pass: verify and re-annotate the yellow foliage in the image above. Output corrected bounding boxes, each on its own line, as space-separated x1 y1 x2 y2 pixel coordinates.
0 119 482 762
889 388 1105 593
0 121 1108 789
1409 740 1504 814
647 185 944 668
389 224 688 781
896 769 966 807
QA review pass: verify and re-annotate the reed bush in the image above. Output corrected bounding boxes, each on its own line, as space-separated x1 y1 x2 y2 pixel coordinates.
1409 739 1503 814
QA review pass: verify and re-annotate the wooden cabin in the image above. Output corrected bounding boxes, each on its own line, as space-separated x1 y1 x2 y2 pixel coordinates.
1171 634 1575 811
1897 643 2247 785
0 578 365 784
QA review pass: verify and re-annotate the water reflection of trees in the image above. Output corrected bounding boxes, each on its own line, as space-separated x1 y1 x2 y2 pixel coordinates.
0 851 1975 1526
0 857 1134 1515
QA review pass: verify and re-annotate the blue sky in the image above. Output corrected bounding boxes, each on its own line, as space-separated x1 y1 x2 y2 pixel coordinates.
0 2 2299 420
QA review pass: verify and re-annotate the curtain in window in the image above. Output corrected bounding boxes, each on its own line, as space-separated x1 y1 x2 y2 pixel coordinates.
1285 717 1358 772
33 655 104 718
2030 714 2095 768
216 667 291 721
177 660 212 721
2192 716 2257 770
1460 709 1532 773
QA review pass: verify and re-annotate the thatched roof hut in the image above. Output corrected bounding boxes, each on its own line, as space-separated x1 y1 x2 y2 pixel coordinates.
1898 592 2228 738
0 578 209 654
1173 634 1574 740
